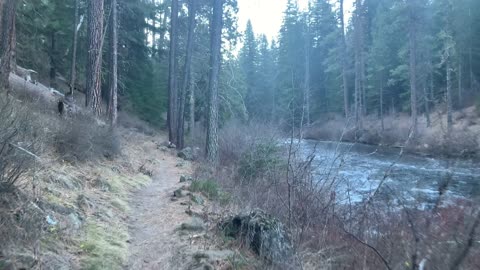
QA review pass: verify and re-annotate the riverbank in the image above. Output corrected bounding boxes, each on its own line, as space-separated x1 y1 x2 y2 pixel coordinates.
304 106 480 159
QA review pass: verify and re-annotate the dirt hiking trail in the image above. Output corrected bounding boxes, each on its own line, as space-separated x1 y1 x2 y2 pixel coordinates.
126 149 193 270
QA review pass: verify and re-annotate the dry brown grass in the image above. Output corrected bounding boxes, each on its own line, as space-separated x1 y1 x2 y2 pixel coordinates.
54 114 121 163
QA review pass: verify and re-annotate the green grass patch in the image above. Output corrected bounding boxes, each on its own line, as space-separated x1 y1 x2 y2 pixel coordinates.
189 180 231 205
110 197 130 212
79 172 150 269
80 222 129 270
189 180 220 199
105 173 151 195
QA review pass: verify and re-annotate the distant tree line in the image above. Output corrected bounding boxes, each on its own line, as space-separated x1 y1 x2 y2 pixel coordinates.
238 0 480 135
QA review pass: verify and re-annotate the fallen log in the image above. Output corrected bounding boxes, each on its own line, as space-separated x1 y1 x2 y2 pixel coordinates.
9 73 83 116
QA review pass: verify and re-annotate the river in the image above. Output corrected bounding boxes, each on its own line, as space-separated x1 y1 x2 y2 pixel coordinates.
300 140 480 208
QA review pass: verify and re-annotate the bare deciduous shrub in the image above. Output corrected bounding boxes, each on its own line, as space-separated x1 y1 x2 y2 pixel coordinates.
218 121 281 167
0 94 43 267
0 192 44 268
0 95 36 192
54 114 121 163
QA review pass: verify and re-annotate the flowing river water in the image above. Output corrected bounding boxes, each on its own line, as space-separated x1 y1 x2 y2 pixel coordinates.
301 140 480 207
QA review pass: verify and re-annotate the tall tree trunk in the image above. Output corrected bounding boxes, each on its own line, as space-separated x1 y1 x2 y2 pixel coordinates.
468 5 474 92
206 0 223 165
0 1 4 34
339 0 349 118
69 0 80 97
469 46 473 92
446 61 453 132
151 0 157 55
304 22 310 126
177 0 196 149
167 0 179 144
108 0 118 126
0 0 16 91
353 1 362 130
158 1 169 55
10 9 15 73
359 13 366 116
188 71 195 143
458 61 462 108
49 31 57 89
408 0 418 137
271 86 276 124
380 75 384 132
424 86 430 127
86 0 104 115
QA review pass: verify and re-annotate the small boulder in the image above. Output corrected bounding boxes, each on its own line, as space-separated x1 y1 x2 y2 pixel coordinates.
220 210 293 264
180 175 193 183
178 147 194 161
189 194 205 205
180 217 206 231
173 188 189 198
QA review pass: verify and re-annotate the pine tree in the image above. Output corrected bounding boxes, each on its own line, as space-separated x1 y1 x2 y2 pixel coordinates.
108 0 118 126
0 0 16 91
408 0 419 137
206 0 224 165
177 0 197 149
68 0 80 98
167 0 179 144
239 20 259 119
86 0 104 114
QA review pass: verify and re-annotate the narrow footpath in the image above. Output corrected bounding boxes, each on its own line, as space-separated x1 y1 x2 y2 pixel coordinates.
126 149 192 270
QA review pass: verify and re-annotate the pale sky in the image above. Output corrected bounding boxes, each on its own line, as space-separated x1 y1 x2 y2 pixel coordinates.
237 0 354 42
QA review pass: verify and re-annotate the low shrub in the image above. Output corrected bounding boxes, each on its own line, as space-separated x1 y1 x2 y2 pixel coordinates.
189 179 220 199
218 121 281 167
0 95 36 192
237 141 281 183
54 114 121 163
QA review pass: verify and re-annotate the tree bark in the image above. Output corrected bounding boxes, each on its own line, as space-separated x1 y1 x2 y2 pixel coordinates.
458 61 462 108
151 0 157 54
108 0 118 126
353 1 363 130
69 0 79 97
0 1 4 34
339 0 349 118
167 0 179 144
447 61 453 131
423 86 430 127
177 0 196 149
380 74 384 132
49 31 57 89
188 71 195 143
0 0 16 91
206 0 223 165
86 0 104 115
408 0 418 137
158 1 169 55
304 21 310 126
